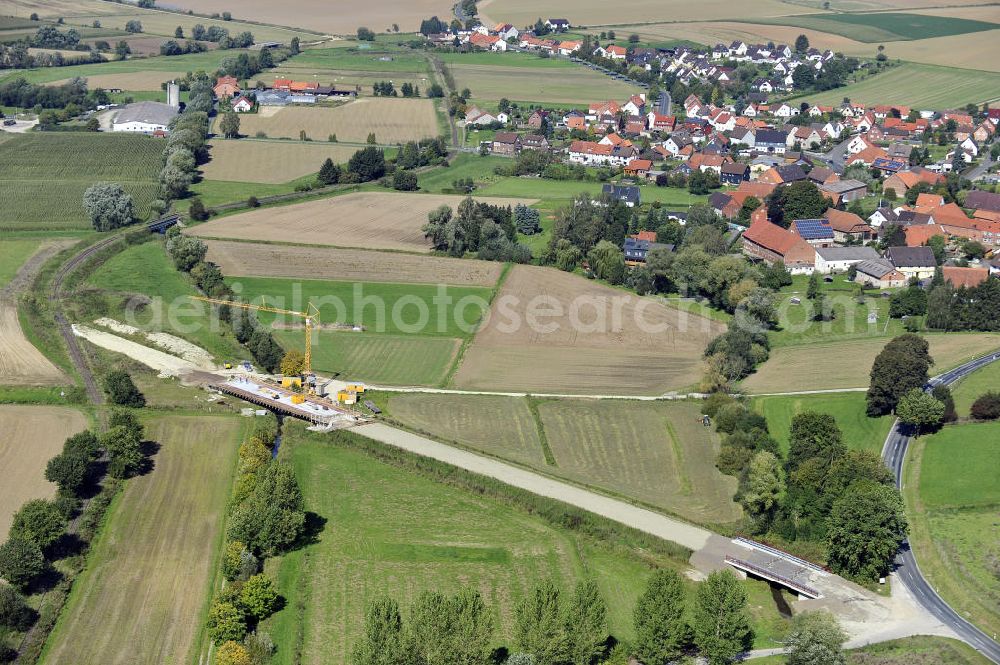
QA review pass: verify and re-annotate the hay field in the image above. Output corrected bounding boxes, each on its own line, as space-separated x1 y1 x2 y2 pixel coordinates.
41 415 243 665
452 62 641 105
189 192 536 252
907 426 1000 640
279 331 462 386
262 424 663 664
742 333 1000 393
0 406 87 539
538 399 741 524
201 140 361 184
158 0 453 34
478 0 813 28
233 99 439 144
453 265 726 395
388 393 548 466
788 63 1000 108
204 239 503 286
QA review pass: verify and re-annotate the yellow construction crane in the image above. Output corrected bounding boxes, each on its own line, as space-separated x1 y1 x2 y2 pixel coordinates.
190 296 321 375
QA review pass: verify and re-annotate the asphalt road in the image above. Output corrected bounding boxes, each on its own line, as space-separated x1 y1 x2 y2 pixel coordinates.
882 351 1000 663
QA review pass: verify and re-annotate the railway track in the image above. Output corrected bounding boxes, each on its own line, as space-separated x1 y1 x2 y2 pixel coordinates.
48 217 179 405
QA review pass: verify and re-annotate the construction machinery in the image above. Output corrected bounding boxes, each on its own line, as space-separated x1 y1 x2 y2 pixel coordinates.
190 295 321 383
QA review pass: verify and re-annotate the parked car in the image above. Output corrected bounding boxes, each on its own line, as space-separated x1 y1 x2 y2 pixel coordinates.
3 119 16 126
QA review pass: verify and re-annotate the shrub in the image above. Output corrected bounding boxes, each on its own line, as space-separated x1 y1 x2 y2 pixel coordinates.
102 370 145 407
971 391 1000 420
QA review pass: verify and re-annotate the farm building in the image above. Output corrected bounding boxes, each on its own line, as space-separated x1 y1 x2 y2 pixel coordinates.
742 217 816 274
112 101 179 134
854 259 906 289
824 209 874 243
942 266 989 288
814 246 880 275
790 219 835 247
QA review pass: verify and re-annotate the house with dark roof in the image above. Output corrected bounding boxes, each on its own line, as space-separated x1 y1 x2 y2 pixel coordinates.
755 129 788 154
492 132 521 156
966 190 1000 214
720 162 750 185
623 238 673 265
887 245 936 280
602 184 641 207
854 259 906 289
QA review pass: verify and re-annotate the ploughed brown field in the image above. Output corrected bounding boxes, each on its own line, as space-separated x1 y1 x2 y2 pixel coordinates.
0 405 88 539
188 192 536 253
452 265 726 395
204 239 503 287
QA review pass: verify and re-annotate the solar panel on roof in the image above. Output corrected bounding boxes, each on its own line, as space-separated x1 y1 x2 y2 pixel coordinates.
793 219 834 240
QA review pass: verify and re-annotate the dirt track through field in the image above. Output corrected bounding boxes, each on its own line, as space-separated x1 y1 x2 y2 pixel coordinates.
453 265 725 395
0 240 74 386
0 405 88 539
189 192 537 252
204 239 503 286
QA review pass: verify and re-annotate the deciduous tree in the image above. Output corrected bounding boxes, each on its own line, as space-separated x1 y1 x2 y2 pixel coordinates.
786 611 846 665
515 580 568 665
564 579 607 665
352 596 412 665
0 539 45 591
83 183 134 231
239 574 278 619
9 500 64 551
827 481 907 581
633 569 688 664
895 388 944 431
692 570 754 664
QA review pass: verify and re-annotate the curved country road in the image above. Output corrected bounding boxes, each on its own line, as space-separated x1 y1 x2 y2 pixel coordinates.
882 351 1000 664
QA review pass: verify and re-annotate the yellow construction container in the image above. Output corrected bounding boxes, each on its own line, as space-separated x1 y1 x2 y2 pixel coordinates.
281 376 302 389
336 390 358 405
291 394 306 404
346 383 366 394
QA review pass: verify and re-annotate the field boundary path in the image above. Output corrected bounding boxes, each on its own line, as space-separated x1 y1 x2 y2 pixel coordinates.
882 351 1000 664
354 421 954 651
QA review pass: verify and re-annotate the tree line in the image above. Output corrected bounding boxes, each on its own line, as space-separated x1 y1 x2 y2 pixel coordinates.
353 567 848 665
708 389 908 583
204 416 305 665
424 197 532 262
0 407 149 661
163 228 285 373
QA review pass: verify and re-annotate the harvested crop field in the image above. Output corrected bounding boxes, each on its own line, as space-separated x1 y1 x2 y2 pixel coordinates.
614 21 864 55
453 265 726 395
42 415 243 665
538 399 741 524
189 192 536 252
201 140 361 184
0 306 66 385
0 405 87 539
232 98 440 144
52 70 186 91
158 0 453 34
386 394 741 524
479 0 810 28
388 393 547 466
861 30 1000 73
204 239 503 286
742 333 1000 393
